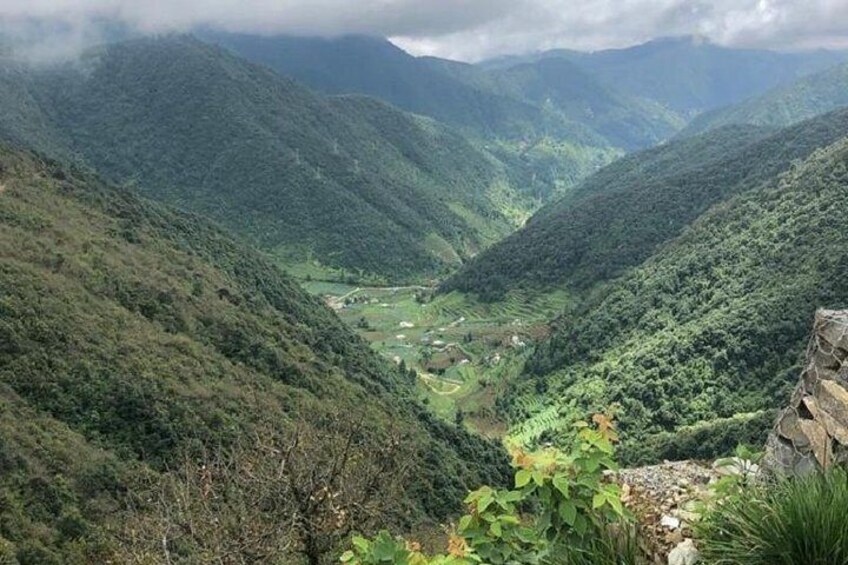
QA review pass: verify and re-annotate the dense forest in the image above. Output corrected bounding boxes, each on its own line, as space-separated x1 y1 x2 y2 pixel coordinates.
0 36 542 281
507 137 848 462
683 61 848 136
444 109 848 300
0 145 509 563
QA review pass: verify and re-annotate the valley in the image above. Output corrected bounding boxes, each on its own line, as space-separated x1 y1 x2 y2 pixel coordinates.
301 279 570 436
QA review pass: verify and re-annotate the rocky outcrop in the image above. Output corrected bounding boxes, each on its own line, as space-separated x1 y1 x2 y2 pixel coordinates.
764 310 848 476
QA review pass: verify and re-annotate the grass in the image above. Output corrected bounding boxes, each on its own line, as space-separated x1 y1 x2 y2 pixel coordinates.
697 467 848 565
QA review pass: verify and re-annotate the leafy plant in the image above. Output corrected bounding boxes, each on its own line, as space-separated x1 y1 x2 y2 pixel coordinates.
342 414 641 564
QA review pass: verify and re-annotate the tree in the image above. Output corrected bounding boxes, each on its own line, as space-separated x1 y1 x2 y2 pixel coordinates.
122 417 416 564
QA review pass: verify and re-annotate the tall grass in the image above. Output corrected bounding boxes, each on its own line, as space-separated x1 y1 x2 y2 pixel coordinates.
697 467 848 565
551 523 645 565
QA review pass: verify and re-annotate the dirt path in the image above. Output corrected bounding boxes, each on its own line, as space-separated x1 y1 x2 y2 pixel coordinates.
418 372 463 395
326 287 362 310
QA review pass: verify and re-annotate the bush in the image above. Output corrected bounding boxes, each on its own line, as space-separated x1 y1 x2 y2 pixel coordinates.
341 414 644 564
0 537 17 565
697 467 848 565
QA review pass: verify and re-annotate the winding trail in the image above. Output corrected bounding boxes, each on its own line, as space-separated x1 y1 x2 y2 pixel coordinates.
418 372 463 395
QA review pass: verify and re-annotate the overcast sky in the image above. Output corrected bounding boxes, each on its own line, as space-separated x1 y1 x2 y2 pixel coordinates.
2 0 848 62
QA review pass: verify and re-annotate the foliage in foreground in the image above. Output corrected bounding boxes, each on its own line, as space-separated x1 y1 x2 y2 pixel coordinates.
343 415 642 565
698 467 848 565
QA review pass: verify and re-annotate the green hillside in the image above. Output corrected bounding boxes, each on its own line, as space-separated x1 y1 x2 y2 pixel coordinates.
682 62 848 136
202 33 683 196
489 57 685 150
0 145 508 563
0 36 538 282
509 135 848 463
444 109 848 300
201 32 580 141
499 36 846 115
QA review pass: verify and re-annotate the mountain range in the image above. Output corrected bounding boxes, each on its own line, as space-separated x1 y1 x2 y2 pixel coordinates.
482 36 847 115
445 109 848 299
682 60 848 135
3 27 848 562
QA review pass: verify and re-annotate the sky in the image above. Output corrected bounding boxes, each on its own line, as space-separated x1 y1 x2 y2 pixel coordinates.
2 0 848 62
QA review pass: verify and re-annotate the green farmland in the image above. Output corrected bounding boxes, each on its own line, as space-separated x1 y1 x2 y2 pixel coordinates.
302 281 570 435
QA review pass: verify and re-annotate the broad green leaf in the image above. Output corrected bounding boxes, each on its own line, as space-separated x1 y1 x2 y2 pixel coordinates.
352 536 369 552
478 493 494 513
339 550 354 562
532 470 544 486
592 493 606 509
372 536 398 560
459 515 473 531
607 493 624 515
502 490 523 502
559 501 577 526
515 469 532 488
573 514 588 536
552 476 569 498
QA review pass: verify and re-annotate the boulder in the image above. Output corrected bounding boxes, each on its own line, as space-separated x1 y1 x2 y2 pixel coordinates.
764 310 848 476
668 539 699 565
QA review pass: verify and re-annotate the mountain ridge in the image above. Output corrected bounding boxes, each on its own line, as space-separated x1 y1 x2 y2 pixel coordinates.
0 35 540 281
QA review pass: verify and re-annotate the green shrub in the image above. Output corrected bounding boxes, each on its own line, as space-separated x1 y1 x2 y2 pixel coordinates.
342 415 643 564
697 467 848 565
0 537 17 565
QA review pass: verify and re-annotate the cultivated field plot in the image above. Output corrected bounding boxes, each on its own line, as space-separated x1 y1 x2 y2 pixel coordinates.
303 281 570 430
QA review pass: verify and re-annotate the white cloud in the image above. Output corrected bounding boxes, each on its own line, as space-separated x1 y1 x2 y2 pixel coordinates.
1 0 846 63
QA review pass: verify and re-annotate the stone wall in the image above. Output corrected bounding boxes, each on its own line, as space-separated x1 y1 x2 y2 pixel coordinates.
763 309 848 476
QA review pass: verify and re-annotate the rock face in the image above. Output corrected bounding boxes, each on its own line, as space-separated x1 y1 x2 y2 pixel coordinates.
764 310 848 476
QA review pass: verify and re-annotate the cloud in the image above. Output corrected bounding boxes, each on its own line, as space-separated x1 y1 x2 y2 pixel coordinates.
1 0 847 63
393 0 848 61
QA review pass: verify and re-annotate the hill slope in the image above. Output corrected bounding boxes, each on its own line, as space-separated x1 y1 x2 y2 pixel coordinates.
489 57 684 150
682 62 848 136
201 32 576 141
202 33 683 187
515 136 848 462
493 37 847 115
0 36 536 282
0 146 508 562
444 109 848 300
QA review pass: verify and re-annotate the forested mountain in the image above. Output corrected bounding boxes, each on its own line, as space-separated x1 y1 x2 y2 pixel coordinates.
488 57 684 150
512 135 848 463
0 145 508 562
201 32 573 140
445 109 848 300
0 36 537 281
203 32 682 150
485 36 846 115
682 61 848 136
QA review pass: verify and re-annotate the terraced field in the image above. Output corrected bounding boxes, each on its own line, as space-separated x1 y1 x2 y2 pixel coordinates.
302 281 570 434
